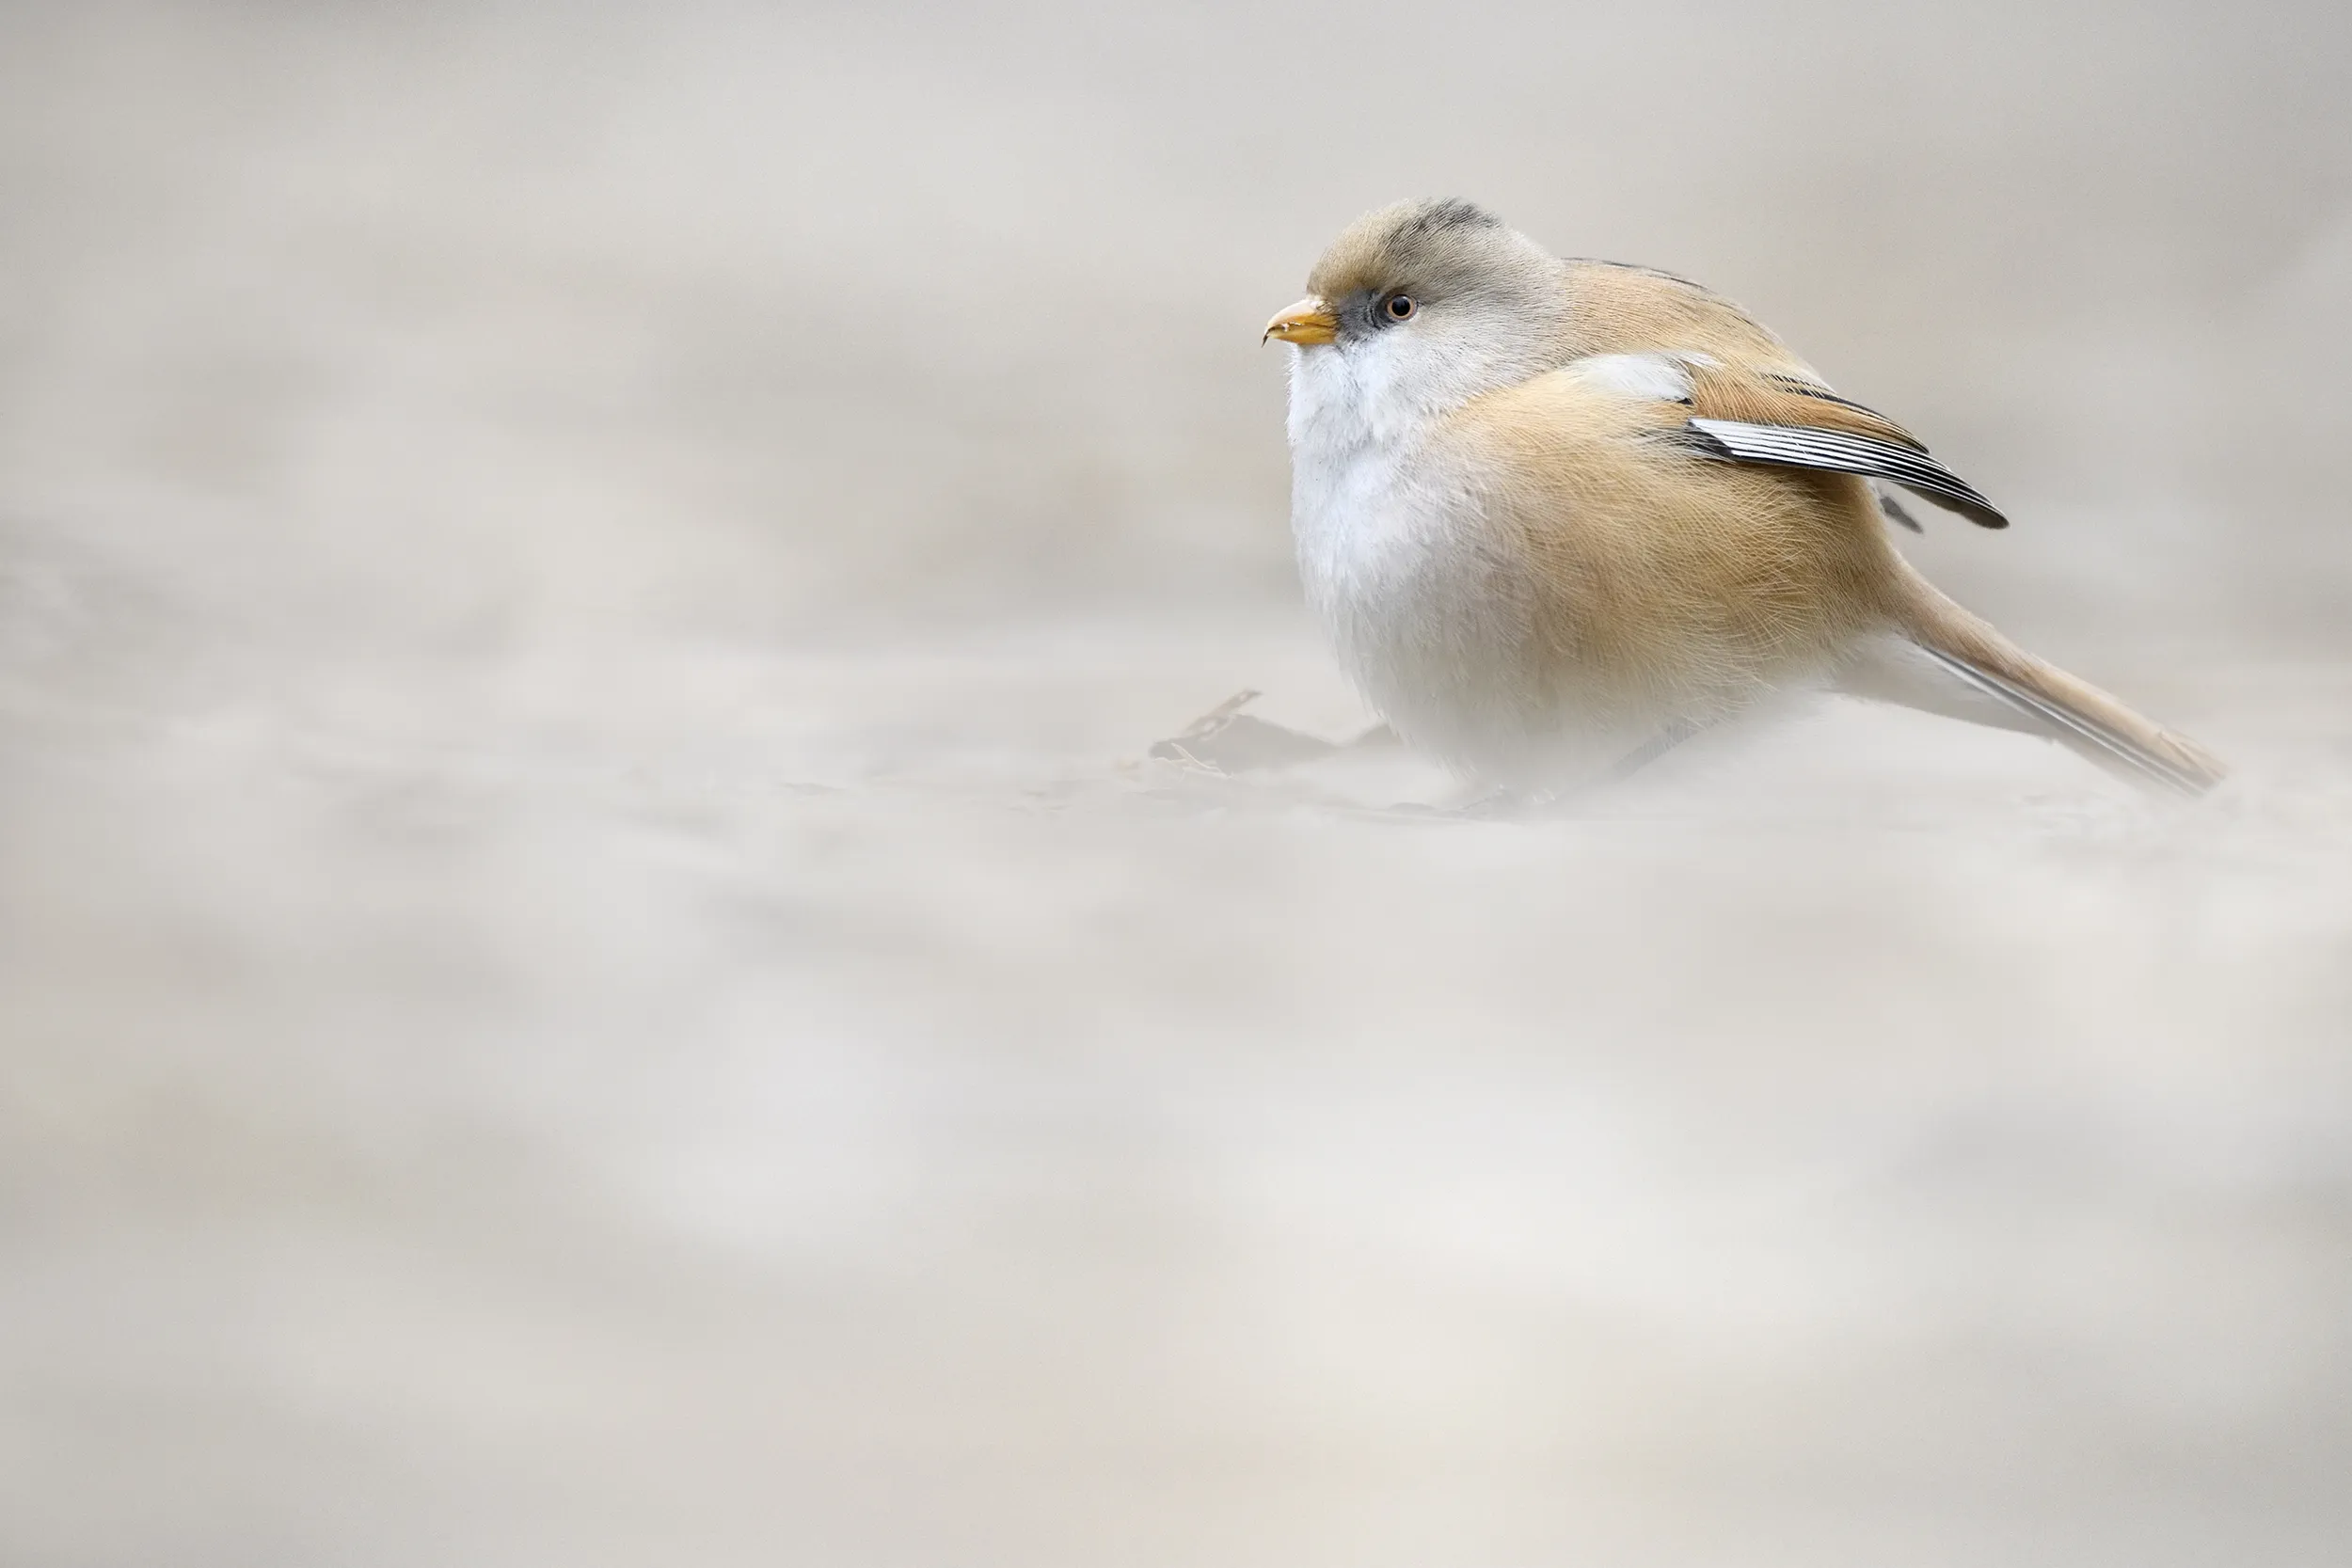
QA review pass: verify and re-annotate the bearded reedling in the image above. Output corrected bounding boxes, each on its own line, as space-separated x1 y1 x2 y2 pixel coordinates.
1250 198 2223 797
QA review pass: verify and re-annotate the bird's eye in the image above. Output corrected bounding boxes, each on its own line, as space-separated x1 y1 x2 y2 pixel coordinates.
1384 294 1418 322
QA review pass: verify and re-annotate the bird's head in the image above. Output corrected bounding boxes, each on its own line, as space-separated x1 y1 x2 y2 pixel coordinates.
1265 199 1572 436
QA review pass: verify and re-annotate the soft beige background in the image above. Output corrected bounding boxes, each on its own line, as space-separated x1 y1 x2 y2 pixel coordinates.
4 3 2350 1564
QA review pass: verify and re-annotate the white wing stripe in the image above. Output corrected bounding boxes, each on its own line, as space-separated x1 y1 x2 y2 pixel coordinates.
1688 417 2006 528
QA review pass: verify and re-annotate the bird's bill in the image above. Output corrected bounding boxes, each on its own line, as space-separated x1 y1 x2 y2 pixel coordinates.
1263 298 1339 346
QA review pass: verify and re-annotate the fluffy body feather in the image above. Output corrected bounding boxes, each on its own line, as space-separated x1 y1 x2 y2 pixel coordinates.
1277 198 2224 793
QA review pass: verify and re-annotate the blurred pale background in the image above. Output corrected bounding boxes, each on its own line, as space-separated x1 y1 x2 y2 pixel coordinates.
4 3 2351 1564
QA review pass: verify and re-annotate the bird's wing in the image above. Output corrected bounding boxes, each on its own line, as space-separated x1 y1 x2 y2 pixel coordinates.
1560 262 2005 530
1561 260 1805 369
1563 348 2008 531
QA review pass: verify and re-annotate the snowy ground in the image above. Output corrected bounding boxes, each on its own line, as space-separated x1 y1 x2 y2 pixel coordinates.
7 612 2350 1566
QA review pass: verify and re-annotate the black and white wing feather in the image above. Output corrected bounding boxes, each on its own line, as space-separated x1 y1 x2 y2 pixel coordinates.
1687 417 2008 530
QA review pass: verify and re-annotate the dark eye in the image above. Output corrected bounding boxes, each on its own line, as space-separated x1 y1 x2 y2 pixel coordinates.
1383 293 1418 323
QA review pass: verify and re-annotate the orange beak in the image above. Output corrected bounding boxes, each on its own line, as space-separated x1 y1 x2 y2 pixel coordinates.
1263 297 1339 346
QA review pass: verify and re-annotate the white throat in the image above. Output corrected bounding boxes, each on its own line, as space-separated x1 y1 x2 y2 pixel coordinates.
1282 336 1464 605
1283 327 1515 457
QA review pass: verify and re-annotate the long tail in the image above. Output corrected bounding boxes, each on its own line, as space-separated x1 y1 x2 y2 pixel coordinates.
1867 559 2227 796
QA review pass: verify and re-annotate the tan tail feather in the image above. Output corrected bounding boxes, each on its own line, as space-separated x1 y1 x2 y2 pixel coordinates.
1885 562 2227 796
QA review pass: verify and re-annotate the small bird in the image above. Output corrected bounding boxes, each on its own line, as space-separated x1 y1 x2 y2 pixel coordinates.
1262 198 2225 795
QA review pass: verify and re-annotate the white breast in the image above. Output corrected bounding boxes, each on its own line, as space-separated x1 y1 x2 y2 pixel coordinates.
1284 345 1551 776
